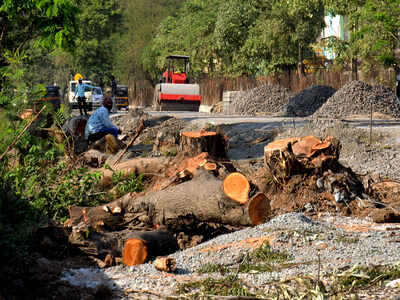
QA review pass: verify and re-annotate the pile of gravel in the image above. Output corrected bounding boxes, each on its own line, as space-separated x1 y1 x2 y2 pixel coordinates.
314 80 400 118
232 85 295 116
286 85 336 117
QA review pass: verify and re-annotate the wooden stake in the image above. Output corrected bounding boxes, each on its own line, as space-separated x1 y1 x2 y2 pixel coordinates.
114 118 145 166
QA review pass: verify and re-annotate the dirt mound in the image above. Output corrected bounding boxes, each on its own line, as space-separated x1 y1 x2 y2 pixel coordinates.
286 85 336 117
232 84 295 116
314 80 400 118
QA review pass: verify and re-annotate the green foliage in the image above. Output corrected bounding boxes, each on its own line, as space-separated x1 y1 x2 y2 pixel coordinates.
197 263 228 275
178 275 256 297
114 0 183 85
145 0 326 79
336 234 359 244
5 145 107 221
112 171 144 198
337 265 400 289
352 0 400 73
73 0 122 86
0 0 77 59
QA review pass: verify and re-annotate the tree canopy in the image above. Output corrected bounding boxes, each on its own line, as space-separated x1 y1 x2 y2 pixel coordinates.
143 0 326 81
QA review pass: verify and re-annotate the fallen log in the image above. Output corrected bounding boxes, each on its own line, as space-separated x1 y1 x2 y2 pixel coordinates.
68 227 178 265
100 156 173 186
122 230 178 266
69 170 270 234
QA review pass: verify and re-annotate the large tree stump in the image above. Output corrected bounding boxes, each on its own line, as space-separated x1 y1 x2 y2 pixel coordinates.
264 136 341 184
180 130 227 159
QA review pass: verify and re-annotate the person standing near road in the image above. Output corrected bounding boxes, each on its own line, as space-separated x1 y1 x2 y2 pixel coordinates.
111 75 117 112
74 78 93 116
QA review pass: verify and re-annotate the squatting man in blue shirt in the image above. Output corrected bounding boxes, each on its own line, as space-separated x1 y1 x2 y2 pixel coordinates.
85 97 122 153
73 78 93 116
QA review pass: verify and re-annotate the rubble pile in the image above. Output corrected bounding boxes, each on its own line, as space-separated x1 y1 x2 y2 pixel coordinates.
313 80 400 118
232 84 295 116
285 85 336 117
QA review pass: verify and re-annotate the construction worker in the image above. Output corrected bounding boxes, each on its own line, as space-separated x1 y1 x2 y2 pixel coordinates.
84 97 122 153
73 78 93 116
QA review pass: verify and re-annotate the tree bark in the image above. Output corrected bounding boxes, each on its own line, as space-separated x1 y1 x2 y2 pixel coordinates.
180 130 227 159
68 170 271 233
100 156 173 186
122 230 178 266
68 227 178 265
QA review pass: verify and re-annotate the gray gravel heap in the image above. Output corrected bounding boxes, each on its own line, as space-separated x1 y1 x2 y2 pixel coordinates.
60 213 400 298
286 85 336 117
232 84 295 116
314 80 400 118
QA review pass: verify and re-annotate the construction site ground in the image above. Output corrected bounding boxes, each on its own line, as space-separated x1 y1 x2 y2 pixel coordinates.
4 106 400 300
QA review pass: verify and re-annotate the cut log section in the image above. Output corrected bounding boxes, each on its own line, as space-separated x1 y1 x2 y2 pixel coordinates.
204 162 217 171
180 130 227 159
154 257 175 272
122 230 179 266
248 193 271 226
123 239 148 266
223 172 250 204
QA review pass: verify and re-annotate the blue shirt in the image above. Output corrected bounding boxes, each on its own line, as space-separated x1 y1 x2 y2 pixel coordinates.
75 82 93 98
85 106 118 139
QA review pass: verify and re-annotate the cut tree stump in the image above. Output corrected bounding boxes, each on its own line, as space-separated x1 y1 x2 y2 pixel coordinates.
180 130 227 159
263 136 341 183
223 172 251 204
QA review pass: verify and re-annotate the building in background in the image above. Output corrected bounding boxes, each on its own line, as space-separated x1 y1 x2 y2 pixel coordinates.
319 14 349 60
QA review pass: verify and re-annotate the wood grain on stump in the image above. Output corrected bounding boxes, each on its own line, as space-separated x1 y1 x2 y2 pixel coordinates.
223 172 250 204
123 238 148 266
248 193 271 225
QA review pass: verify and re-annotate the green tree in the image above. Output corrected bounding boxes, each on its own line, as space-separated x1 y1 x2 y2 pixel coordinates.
146 0 326 78
0 0 77 68
243 0 325 75
114 0 182 86
214 0 260 75
354 0 400 74
73 0 122 86
144 0 224 82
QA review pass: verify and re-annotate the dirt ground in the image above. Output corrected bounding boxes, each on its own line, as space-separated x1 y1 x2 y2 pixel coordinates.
3 113 400 299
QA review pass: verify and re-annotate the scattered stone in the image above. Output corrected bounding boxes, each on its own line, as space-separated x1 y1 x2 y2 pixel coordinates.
232 84 295 116
286 85 336 117
313 80 400 118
